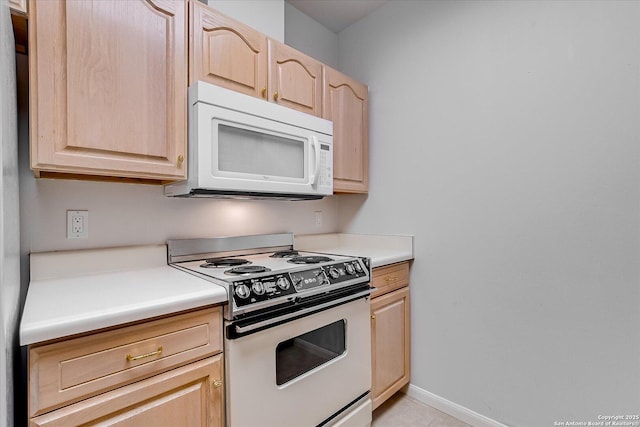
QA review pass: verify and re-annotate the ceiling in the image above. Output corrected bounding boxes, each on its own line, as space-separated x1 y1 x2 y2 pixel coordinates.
286 0 388 33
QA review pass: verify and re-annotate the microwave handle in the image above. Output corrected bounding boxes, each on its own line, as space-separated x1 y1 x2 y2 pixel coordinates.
310 135 321 186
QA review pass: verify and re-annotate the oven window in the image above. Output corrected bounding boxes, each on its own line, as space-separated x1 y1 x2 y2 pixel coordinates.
275 320 346 385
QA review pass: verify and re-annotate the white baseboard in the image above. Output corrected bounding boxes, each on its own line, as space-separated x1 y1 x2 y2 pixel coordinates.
404 384 509 427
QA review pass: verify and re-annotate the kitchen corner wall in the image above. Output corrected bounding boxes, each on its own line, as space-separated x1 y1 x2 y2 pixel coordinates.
337 1 640 426
284 2 338 70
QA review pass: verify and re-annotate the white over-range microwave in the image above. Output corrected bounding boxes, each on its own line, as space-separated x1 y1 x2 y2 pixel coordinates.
164 81 333 200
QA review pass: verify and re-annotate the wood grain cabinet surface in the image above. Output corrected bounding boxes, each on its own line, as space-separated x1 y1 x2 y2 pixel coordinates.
370 263 411 410
268 39 323 117
28 306 223 425
30 354 224 427
28 0 187 182
323 66 369 193
190 0 268 99
191 2 323 117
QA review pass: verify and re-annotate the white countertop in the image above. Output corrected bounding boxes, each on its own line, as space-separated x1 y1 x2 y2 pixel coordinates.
20 245 227 346
295 233 414 268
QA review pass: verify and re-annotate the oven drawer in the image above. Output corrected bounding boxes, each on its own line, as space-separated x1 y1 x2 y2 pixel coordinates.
29 306 222 417
371 261 409 298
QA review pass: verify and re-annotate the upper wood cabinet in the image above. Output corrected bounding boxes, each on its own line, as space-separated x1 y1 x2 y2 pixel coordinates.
268 39 323 117
190 1 268 100
189 2 322 117
29 0 187 182
323 66 369 193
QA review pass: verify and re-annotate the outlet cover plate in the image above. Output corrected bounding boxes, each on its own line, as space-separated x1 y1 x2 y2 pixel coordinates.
67 210 88 239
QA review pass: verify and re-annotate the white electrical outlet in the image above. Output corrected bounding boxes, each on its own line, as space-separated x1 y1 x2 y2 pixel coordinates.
315 211 323 228
67 210 89 239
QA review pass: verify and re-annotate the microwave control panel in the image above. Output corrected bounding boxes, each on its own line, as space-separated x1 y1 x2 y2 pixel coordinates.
319 143 332 187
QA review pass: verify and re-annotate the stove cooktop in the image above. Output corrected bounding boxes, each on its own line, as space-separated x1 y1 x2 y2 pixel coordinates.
167 234 371 320
174 251 353 282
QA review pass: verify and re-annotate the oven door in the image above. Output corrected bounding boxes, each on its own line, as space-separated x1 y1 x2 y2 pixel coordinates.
225 296 371 427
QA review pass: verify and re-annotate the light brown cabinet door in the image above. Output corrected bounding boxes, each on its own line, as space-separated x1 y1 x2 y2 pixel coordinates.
30 355 224 427
268 39 323 117
371 286 411 410
29 0 187 181
323 66 369 193
190 1 268 99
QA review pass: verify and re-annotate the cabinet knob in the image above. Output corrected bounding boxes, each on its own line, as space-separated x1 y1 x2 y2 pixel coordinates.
213 379 223 388
177 154 184 164
261 87 267 99
273 91 279 101
371 314 376 320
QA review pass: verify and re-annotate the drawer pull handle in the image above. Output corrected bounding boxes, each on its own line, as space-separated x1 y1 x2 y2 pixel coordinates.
126 346 163 362
213 379 223 388
385 276 397 283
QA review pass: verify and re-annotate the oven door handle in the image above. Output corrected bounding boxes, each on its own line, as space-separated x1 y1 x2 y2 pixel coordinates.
232 288 371 336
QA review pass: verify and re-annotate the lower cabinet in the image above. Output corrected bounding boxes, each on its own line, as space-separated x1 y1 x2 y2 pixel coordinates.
28 306 224 426
30 355 224 427
370 262 411 410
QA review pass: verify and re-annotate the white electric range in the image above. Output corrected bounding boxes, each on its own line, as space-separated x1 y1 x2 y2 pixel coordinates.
168 233 373 427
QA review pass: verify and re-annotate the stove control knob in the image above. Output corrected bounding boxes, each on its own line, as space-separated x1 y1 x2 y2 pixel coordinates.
354 262 363 273
329 267 340 279
277 277 290 290
345 264 356 275
235 284 250 299
291 276 302 288
252 281 265 295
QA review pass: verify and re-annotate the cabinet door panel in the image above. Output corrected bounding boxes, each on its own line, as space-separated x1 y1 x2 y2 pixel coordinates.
29 307 222 417
29 0 187 180
190 2 267 99
323 66 369 192
268 39 322 117
30 355 224 427
371 287 410 410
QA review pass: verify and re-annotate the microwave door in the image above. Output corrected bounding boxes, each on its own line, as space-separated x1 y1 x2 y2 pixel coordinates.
216 123 307 182
201 114 316 195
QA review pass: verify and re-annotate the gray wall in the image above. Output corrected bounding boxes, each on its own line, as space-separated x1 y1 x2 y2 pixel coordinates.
285 2 338 69
337 1 640 425
208 0 284 42
1 2 20 427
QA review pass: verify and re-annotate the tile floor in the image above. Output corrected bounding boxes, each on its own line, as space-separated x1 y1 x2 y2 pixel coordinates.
371 393 472 427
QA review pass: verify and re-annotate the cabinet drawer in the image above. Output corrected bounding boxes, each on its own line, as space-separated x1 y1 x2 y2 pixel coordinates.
30 354 224 427
29 306 222 417
371 262 410 298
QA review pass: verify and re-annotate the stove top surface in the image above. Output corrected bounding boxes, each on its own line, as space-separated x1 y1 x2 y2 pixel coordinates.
167 234 371 320
173 251 352 283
